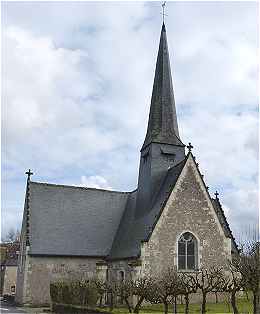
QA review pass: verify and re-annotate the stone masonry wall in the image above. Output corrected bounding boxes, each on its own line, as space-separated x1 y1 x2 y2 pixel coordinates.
21 256 104 306
3 266 17 296
141 155 231 276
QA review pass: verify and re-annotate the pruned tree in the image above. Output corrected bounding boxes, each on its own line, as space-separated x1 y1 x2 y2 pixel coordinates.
92 277 108 307
232 240 260 314
189 267 226 314
146 267 182 314
223 264 244 314
132 276 153 313
111 279 133 313
178 272 198 314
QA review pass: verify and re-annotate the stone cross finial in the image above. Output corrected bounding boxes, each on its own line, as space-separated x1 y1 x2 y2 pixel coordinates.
187 142 193 152
215 191 219 199
25 169 33 181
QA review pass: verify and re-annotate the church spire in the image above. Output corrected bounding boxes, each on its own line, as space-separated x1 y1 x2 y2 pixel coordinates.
142 23 184 150
136 23 186 218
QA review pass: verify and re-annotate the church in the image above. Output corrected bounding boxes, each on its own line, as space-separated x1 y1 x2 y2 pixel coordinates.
16 23 238 305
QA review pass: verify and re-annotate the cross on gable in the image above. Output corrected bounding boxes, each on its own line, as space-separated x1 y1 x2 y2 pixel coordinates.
215 191 219 199
187 142 193 152
25 169 34 181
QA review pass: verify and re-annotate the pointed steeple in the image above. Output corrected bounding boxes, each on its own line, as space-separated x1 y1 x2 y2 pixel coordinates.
142 23 184 150
135 24 186 218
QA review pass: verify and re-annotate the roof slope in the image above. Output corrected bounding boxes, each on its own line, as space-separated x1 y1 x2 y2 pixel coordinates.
211 198 238 253
28 182 129 256
109 158 187 259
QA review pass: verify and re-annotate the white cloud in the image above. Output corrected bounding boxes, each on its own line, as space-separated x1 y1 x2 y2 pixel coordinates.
80 175 112 190
1 2 258 240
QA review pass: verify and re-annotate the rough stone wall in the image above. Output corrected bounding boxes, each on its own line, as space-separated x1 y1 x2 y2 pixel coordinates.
3 266 17 295
141 155 231 276
15 227 28 304
18 255 104 306
108 260 140 282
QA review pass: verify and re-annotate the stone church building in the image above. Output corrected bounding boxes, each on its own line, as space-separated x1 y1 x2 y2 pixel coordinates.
16 23 238 305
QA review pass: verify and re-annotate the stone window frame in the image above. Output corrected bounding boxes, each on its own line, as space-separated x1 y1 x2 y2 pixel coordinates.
176 231 200 271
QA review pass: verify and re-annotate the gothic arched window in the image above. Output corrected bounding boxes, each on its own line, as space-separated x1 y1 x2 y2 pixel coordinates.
178 232 197 270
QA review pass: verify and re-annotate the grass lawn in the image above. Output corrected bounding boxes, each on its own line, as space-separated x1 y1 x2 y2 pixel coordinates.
112 295 253 314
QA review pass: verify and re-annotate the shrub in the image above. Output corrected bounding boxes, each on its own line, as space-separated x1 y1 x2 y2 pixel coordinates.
50 279 99 308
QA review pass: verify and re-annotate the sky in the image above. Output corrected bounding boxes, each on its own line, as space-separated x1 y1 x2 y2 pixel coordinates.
1 1 259 242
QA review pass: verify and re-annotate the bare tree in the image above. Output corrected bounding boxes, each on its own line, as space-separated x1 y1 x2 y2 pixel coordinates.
189 267 226 314
146 268 182 314
223 264 244 314
132 277 153 313
92 277 108 307
232 240 260 314
110 279 133 313
3 228 20 243
146 275 170 314
178 272 197 314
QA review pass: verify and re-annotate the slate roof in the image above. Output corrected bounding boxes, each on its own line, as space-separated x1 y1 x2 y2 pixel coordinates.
28 182 129 256
211 198 238 253
142 23 184 150
109 158 187 259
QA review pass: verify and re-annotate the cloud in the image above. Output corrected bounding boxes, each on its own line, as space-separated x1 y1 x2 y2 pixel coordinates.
1 2 258 240
80 175 112 190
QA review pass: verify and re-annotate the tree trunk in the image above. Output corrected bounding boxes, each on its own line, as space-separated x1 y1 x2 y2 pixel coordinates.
124 297 132 313
173 296 177 314
230 291 239 314
99 294 103 307
201 292 207 314
184 294 189 314
163 301 169 314
215 292 218 304
253 291 260 314
133 296 144 313
109 292 114 311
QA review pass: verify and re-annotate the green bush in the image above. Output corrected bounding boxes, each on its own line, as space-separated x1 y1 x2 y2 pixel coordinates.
50 279 99 308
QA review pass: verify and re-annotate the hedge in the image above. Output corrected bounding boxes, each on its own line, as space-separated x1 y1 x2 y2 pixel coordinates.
50 279 99 308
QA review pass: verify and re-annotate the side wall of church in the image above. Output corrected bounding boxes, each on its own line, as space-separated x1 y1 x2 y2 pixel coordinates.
17 255 105 306
140 156 232 276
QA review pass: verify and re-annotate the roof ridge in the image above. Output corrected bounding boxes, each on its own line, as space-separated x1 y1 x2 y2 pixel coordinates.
30 181 131 194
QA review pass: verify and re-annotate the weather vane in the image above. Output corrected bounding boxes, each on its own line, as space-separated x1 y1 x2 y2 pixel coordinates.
161 2 167 24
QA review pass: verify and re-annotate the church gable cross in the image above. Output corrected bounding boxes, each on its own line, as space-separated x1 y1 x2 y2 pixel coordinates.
187 142 193 152
25 169 34 181
215 191 219 199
